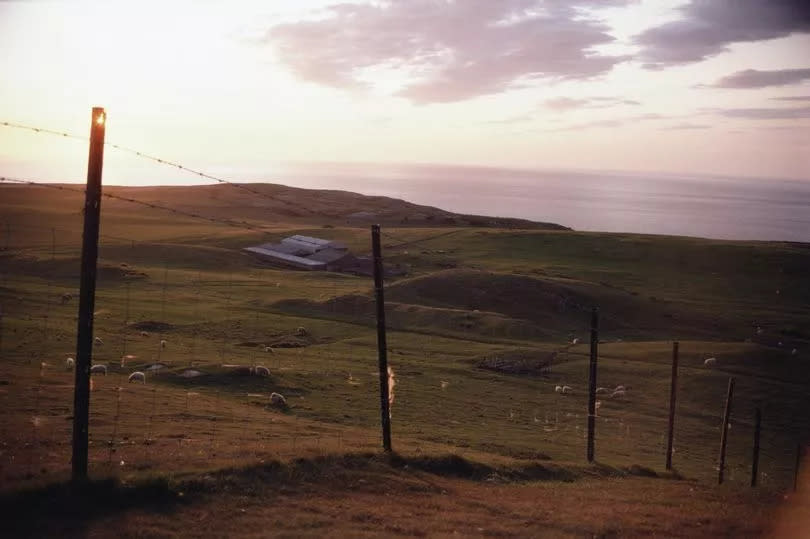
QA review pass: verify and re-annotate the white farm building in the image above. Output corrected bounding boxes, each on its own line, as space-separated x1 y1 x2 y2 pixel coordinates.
244 235 357 271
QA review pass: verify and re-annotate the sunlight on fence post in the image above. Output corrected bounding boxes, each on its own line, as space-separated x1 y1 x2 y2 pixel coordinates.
71 106 106 483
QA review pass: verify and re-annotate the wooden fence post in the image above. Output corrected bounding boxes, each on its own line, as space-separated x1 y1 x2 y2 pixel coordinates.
587 307 598 463
371 225 392 452
666 341 679 470
71 107 106 482
718 377 735 484
751 407 761 487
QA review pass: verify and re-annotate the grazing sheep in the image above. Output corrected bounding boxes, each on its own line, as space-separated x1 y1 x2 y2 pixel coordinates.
560 385 573 394
65 357 75 370
614 385 626 392
60 293 72 305
595 387 611 395
90 364 107 375
611 389 626 399
94 337 103 346
254 365 270 377
704 357 717 367
128 371 146 383
140 331 149 337
160 339 167 349
296 326 308 337
571 338 579 345
270 392 287 407
555 385 563 393
264 346 274 354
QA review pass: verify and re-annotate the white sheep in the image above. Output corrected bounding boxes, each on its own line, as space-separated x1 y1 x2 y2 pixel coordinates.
614 385 626 392
296 326 308 336
270 392 287 407
160 339 167 349
595 387 611 395
140 331 149 337
611 389 626 399
440 380 449 390
65 357 75 370
61 293 72 304
90 364 107 375
94 337 104 346
704 357 717 367
264 346 274 354
571 338 579 345
254 365 270 377
555 385 562 393
128 371 146 383
561 385 573 394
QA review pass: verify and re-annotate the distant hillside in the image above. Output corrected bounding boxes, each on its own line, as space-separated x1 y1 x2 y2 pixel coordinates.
0 183 569 230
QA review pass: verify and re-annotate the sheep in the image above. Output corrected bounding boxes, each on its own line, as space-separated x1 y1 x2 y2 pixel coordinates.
90 364 107 375
140 331 149 338
160 339 167 349
295 326 308 337
60 293 73 304
270 392 287 407
65 357 75 370
611 389 626 399
555 385 563 393
595 387 611 395
254 365 270 377
264 346 274 354
571 337 579 345
561 385 573 394
94 337 104 346
440 380 449 390
704 357 717 367
128 371 146 383
614 385 626 392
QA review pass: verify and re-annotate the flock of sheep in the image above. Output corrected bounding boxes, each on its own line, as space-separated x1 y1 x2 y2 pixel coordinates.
62 334 287 406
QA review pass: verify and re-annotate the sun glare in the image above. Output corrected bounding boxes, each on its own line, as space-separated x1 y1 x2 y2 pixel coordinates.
95 113 105 126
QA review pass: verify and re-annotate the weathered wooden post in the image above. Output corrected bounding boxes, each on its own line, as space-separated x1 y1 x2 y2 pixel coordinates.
72 107 106 482
666 341 679 470
794 443 802 492
587 307 598 463
371 225 392 452
718 377 735 484
751 407 761 487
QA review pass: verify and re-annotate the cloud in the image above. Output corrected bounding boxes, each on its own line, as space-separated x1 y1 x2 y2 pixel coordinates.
771 95 810 101
710 68 810 88
545 112 670 131
636 1 810 68
659 123 711 130
715 106 810 119
266 1 631 104
544 96 640 110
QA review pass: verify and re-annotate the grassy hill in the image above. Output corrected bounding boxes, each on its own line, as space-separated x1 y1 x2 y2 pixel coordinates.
1 182 809 535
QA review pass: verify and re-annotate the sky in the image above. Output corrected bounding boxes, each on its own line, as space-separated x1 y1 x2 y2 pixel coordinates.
0 0 809 185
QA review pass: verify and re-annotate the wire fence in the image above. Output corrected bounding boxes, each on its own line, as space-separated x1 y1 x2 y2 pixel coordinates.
1 119 807 493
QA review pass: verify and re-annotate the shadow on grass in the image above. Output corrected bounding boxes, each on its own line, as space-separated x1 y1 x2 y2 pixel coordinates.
1 477 184 538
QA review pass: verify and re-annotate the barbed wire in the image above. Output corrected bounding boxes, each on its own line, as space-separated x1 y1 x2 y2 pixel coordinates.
0 176 267 234
1 120 313 214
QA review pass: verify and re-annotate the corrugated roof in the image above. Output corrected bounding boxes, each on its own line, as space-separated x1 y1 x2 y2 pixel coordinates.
244 246 326 268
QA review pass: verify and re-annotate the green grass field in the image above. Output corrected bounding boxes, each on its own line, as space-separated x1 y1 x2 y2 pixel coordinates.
1 183 809 535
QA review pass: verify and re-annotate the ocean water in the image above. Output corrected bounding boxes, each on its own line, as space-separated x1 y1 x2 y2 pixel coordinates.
271 163 810 243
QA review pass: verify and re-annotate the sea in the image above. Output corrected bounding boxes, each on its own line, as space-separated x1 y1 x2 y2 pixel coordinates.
268 162 810 243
